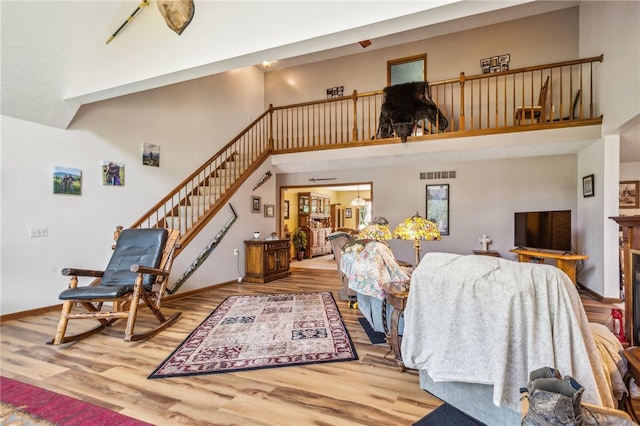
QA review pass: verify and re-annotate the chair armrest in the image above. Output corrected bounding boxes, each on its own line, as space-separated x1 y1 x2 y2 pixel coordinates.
130 264 169 277
61 268 104 277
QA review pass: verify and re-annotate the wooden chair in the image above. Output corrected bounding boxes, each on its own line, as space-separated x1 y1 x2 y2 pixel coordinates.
515 76 550 125
49 228 182 345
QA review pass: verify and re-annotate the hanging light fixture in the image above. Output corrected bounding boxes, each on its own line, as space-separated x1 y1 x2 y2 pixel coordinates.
351 185 366 207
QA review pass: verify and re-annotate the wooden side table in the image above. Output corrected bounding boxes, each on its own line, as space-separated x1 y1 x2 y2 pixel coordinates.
381 280 410 371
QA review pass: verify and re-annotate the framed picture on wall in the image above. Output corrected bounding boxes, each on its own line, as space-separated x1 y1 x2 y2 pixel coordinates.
582 174 594 197
619 181 639 208
345 208 352 218
264 204 275 217
426 184 449 235
251 196 261 213
284 200 290 219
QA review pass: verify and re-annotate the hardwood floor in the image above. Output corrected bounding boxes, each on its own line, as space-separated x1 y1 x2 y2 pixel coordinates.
0 266 622 425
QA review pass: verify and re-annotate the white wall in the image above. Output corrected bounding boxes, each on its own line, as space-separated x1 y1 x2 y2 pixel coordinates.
278 155 578 265
265 7 579 108
0 66 266 314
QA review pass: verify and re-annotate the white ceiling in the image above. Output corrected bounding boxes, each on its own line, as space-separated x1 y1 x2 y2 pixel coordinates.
1 0 637 162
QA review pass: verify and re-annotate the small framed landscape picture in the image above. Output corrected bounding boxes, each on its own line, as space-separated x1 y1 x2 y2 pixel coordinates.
582 174 594 197
142 143 160 167
619 181 639 208
251 196 261 213
53 166 82 195
264 204 275 218
345 208 352 218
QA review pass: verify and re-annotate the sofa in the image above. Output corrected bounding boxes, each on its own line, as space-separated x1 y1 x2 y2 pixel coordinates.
342 246 629 425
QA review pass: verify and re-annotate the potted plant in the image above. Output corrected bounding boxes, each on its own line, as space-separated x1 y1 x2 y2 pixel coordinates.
291 227 307 261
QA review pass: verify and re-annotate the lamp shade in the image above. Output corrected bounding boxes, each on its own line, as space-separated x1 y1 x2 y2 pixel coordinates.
393 213 441 242
393 212 441 266
357 223 392 240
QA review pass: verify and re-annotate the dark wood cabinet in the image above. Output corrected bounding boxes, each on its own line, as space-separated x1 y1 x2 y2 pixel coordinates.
244 239 291 283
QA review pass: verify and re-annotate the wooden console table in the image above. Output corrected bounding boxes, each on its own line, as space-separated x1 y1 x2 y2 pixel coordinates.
244 239 290 283
509 248 588 286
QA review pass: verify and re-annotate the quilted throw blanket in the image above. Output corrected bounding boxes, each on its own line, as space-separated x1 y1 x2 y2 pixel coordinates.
401 252 613 411
340 240 410 300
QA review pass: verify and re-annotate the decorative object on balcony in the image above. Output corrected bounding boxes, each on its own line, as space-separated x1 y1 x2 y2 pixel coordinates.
619 181 639 208
426 184 449 235
481 54 510 74
375 81 448 142
53 166 82 195
291 227 307 261
358 40 372 48
583 174 595 198
358 217 392 240
351 185 366 207
263 204 274 218
251 195 261 213
157 0 194 35
326 86 344 98
253 170 272 190
393 212 441 266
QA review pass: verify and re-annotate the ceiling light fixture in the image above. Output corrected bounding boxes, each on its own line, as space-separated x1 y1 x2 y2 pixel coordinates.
351 185 366 207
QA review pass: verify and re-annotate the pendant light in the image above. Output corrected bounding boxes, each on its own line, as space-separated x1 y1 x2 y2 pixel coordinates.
351 185 366 207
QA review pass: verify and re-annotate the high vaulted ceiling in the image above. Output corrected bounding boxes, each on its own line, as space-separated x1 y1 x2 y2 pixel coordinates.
1 1 637 162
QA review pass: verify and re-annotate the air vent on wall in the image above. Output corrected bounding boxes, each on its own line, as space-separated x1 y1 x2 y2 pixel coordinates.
420 170 457 180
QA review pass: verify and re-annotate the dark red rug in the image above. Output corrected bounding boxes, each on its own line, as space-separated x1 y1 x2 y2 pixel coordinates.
149 291 358 378
0 376 150 425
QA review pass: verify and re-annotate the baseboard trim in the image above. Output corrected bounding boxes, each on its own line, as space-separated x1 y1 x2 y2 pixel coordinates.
577 282 623 304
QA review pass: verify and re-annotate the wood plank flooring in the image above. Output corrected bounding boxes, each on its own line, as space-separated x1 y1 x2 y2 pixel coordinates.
0 265 622 425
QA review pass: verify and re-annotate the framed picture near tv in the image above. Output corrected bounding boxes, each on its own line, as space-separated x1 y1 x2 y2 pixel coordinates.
426 184 449 235
619 181 639 208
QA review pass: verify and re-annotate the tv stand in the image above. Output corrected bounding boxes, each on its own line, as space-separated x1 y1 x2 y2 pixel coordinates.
509 248 588 286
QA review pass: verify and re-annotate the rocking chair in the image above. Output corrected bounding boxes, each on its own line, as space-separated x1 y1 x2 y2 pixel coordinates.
49 227 182 345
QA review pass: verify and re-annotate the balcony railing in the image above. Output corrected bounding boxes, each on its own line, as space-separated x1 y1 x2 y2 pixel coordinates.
130 55 603 256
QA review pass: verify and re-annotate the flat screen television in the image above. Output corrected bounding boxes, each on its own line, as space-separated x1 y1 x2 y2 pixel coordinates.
514 210 572 252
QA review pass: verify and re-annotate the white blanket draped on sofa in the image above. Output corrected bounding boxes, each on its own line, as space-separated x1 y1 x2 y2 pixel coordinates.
401 252 614 411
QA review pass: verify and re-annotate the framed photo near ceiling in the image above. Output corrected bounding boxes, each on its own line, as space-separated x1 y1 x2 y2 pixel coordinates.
387 54 427 86
619 181 639 208
426 184 449 235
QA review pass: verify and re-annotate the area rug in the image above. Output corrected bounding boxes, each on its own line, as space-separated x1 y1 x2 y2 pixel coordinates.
0 376 150 425
149 291 358 378
413 403 486 426
358 317 387 345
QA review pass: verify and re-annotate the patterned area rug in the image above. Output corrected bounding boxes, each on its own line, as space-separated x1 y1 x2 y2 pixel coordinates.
149 291 358 378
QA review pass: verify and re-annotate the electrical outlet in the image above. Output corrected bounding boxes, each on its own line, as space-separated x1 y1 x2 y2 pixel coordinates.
234 248 239 256
29 227 48 238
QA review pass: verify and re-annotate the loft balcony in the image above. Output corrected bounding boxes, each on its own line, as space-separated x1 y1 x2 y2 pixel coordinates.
130 55 603 257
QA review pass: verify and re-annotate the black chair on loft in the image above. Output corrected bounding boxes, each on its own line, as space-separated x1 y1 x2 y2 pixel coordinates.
48 227 182 345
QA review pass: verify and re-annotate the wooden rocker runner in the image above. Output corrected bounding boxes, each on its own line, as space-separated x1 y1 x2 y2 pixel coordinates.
49 228 182 344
